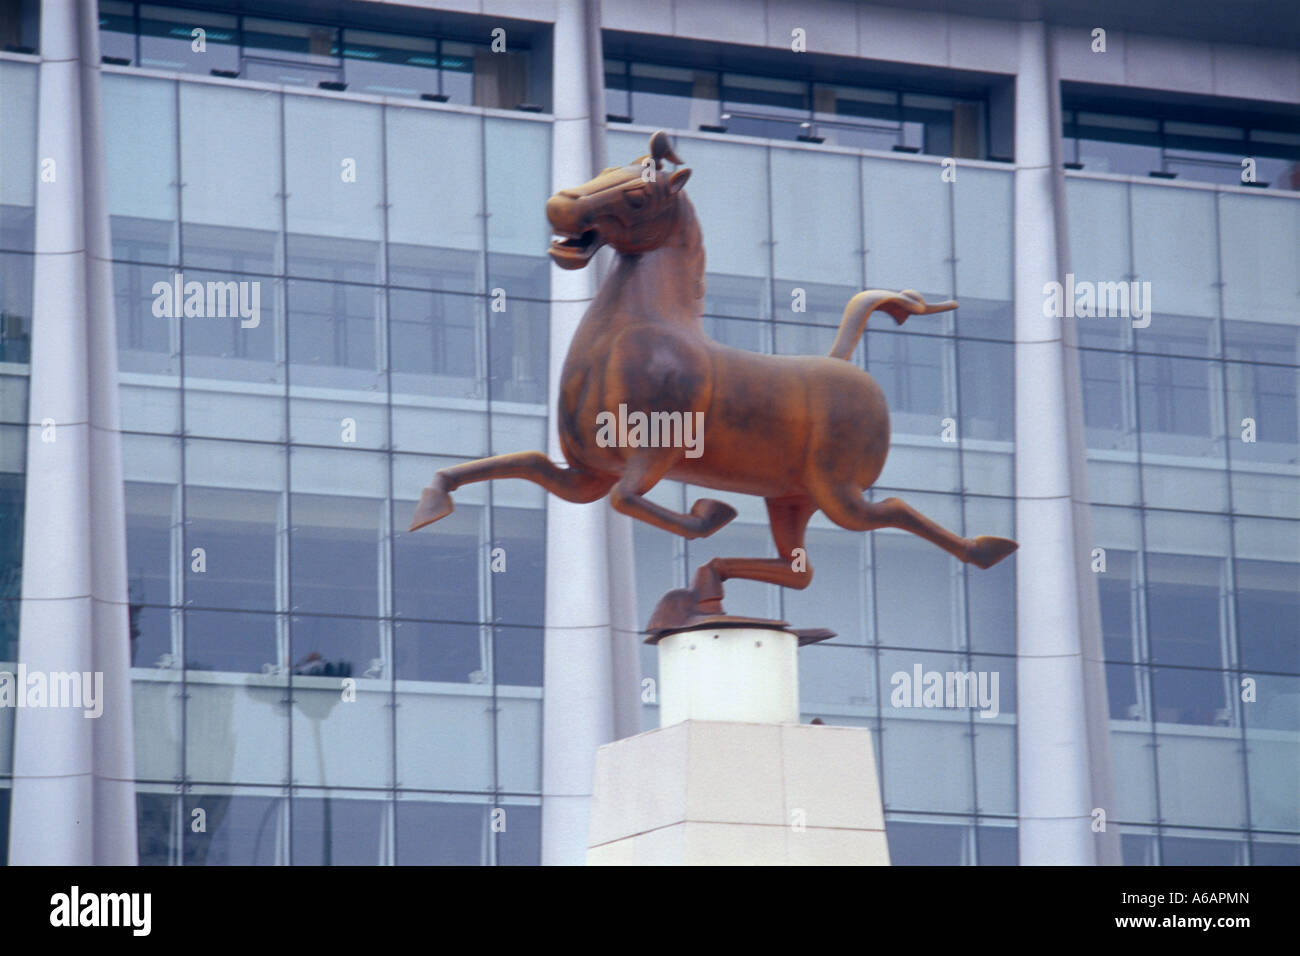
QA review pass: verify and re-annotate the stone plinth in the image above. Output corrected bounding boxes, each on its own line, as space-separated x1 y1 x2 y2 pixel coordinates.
587 720 888 865
587 623 889 866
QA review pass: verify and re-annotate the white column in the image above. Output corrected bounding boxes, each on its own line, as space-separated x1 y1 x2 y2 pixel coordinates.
540 0 617 866
1012 18 1096 865
8 0 137 865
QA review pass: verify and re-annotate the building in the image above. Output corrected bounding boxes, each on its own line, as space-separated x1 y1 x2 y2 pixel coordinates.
0 0 1296 865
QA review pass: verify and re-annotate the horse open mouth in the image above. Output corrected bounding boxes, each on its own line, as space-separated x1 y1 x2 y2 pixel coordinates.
548 228 600 268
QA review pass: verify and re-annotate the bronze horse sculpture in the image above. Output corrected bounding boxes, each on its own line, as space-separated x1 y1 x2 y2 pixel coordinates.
411 131 1018 632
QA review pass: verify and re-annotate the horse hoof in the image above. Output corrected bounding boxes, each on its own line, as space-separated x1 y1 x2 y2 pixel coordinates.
690 498 737 537
647 588 700 632
968 535 1018 569
409 486 453 531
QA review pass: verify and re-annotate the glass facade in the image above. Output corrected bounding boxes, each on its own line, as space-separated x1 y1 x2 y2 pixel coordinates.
605 58 989 157
97 2 534 108
101 69 551 865
1070 176 1300 865
2 2 1296 867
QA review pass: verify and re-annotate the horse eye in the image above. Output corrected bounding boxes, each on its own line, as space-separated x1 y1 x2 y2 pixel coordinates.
623 187 647 208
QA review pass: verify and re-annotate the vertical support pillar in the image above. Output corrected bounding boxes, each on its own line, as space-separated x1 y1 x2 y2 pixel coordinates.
1013 18 1115 865
540 0 617 866
8 0 137 865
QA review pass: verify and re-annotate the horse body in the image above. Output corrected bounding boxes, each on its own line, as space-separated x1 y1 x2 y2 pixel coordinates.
410 131 1017 629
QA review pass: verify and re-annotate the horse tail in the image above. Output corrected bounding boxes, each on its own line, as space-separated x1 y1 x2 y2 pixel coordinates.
827 290 958 361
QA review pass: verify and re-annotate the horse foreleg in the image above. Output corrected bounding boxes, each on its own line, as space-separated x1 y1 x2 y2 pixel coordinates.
409 452 614 531
608 450 736 539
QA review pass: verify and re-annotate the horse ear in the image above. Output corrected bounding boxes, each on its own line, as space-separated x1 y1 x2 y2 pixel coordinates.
650 130 683 168
669 167 691 193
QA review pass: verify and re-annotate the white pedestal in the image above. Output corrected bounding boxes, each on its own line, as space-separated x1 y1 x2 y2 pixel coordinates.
657 627 798 725
586 625 889 865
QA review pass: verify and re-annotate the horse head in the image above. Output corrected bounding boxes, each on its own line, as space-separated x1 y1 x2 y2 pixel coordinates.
546 130 693 270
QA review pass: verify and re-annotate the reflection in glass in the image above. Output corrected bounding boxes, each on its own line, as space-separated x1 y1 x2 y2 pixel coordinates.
183 794 282 865
292 797 385 866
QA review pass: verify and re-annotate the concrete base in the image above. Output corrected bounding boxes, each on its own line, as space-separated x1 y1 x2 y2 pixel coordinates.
587 720 889 865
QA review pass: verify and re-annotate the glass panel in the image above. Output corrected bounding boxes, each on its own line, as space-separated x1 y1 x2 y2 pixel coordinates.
1160 831 1245 865
342 30 440 99
98 1 136 64
770 148 860 296
138 5 239 73
630 62 717 131
496 803 541 865
184 485 278 612
385 108 483 293
1065 178 1132 352
182 793 283 864
186 680 289 785
863 158 953 308
885 820 971 865
286 278 382 391
1245 675 1299 830
953 167 1012 336
103 74 178 265
879 650 975 812
285 96 383 283
785 523 869 645
489 295 547 405
0 253 33 363
396 799 487 865
180 84 283 275
965 496 1015 655
392 498 481 624
874 506 963 651
291 662 392 787
290 493 383 619
185 609 277 674
1137 354 1228 512
1111 721 1158 822
976 824 1017 865
1235 562 1300 675
973 721 1016 815
1155 733 1248 829
489 506 544 625
136 793 175 865
0 62 37 253
1219 193 1299 326
291 796 386 865
798 644 875 723
242 18 338 67
1130 185 1219 318
1145 552 1226 669
395 691 493 790
484 119 550 300
494 625 542 687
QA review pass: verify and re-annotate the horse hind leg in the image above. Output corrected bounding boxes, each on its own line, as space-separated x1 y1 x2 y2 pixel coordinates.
813 485 1017 569
410 451 614 531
